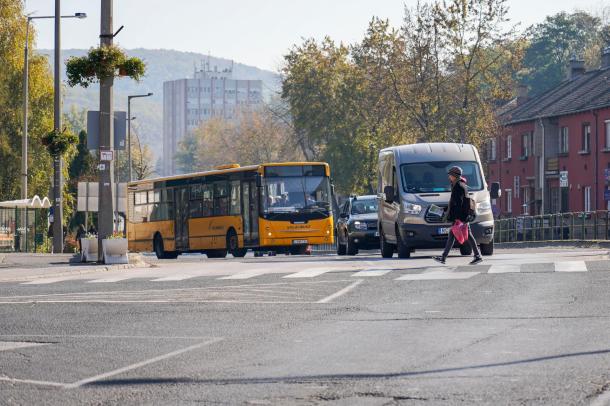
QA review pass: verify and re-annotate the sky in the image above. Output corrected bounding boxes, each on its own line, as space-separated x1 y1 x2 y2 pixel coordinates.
24 0 609 72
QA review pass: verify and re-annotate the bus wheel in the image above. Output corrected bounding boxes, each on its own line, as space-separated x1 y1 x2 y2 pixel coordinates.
154 234 177 259
227 230 247 258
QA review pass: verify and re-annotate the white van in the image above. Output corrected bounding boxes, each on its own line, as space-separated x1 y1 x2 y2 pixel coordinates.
377 143 499 258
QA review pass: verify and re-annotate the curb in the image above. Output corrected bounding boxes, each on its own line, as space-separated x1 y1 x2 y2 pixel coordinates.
0 262 149 283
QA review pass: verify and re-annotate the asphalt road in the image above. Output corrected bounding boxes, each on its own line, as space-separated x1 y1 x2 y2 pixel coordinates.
0 247 609 405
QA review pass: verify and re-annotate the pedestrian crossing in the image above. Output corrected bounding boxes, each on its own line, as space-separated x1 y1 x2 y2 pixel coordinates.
5 260 604 286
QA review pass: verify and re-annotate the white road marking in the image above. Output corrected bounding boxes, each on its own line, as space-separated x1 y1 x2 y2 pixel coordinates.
284 268 331 278
488 264 521 274
150 275 199 282
351 270 391 277
219 271 268 280
88 276 136 283
396 271 479 281
63 337 224 389
0 376 65 388
20 277 73 285
554 261 587 272
317 279 363 303
0 341 50 351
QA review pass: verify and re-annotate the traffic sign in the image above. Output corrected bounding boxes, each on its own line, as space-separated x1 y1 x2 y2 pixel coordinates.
100 150 114 161
559 171 568 188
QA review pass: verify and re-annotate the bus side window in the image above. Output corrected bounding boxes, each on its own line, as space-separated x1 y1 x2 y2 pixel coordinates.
230 181 241 215
202 184 214 217
214 182 229 216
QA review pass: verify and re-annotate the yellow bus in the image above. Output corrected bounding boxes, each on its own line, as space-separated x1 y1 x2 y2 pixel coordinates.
127 162 334 258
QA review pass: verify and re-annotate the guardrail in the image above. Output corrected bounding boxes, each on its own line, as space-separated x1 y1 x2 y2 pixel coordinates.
495 211 610 243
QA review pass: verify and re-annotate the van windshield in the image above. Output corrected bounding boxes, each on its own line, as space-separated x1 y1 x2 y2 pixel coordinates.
400 161 483 193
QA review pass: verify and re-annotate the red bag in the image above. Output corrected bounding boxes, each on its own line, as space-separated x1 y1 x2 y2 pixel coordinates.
451 220 469 244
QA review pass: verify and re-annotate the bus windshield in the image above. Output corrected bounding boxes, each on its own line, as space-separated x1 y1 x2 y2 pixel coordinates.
262 166 331 215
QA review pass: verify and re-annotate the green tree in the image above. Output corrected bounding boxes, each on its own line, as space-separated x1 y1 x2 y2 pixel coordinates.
522 11 608 95
0 0 54 201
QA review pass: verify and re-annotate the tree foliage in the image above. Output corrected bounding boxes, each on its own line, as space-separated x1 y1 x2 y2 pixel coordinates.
521 10 610 95
0 0 55 201
175 107 301 173
281 0 521 194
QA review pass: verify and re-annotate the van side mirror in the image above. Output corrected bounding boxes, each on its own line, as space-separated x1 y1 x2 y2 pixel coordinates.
383 186 395 203
340 212 348 219
490 182 501 199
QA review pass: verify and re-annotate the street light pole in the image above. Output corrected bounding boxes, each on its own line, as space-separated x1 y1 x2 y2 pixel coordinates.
127 93 153 182
52 0 63 254
22 13 86 204
98 0 114 261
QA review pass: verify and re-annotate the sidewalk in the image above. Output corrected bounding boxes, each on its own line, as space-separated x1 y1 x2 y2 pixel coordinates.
0 252 149 282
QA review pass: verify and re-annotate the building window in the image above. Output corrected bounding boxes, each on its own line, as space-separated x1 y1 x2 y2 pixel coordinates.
560 127 569 153
488 138 497 161
582 124 591 153
506 189 512 214
521 133 530 158
584 186 592 212
506 135 512 159
605 120 610 149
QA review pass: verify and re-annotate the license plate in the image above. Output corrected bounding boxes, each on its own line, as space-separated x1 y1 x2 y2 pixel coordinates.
292 239 308 245
438 227 450 235
374 232 379 237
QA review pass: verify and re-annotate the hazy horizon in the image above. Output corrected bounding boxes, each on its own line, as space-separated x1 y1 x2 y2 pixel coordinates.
25 0 609 72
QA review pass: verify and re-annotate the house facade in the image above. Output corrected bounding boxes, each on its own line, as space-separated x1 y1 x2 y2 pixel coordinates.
487 50 610 217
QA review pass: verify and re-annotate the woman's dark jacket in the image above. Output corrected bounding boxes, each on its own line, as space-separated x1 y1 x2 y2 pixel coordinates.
446 180 470 223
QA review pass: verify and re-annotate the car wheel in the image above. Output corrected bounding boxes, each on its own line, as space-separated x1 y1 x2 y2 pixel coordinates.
396 228 411 259
380 230 394 258
480 241 494 256
346 237 359 256
459 244 473 256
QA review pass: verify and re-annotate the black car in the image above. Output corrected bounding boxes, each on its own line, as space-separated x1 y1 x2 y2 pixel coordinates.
336 195 380 255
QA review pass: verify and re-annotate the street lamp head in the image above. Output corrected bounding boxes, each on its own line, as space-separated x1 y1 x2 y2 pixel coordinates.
75 12 87 19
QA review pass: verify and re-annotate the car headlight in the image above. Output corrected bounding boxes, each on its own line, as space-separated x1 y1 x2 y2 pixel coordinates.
476 200 492 215
353 221 368 230
402 202 422 215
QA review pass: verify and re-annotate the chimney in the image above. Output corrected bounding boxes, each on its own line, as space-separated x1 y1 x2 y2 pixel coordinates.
602 46 610 69
516 84 528 105
568 57 585 80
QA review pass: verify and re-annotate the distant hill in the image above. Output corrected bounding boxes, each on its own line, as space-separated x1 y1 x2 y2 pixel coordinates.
38 48 281 162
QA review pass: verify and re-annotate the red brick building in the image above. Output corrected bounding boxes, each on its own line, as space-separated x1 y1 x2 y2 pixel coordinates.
487 50 610 217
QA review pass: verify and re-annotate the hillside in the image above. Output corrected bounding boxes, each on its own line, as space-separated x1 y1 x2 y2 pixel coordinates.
38 48 281 163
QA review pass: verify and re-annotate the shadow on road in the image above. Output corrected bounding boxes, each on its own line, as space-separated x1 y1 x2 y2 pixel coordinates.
84 348 610 387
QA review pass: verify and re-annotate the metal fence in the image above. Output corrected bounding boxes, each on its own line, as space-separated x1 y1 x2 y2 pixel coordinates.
495 211 610 243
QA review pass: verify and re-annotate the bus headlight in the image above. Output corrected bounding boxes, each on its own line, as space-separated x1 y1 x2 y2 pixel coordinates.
353 221 368 230
476 200 492 215
403 202 422 215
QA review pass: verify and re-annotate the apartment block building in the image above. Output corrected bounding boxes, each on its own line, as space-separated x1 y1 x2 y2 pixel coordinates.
162 66 263 175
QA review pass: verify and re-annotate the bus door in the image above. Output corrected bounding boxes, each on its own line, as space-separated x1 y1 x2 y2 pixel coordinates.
242 181 259 245
174 187 189 251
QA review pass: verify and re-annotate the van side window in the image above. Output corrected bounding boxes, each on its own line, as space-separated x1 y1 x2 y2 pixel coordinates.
379 152 394 193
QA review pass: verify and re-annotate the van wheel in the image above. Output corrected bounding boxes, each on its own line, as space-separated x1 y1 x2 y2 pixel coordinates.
336 230 346 255
346 237 359 256
380 230 394 258
227 229 247 258
396 228 411 259
154 234 177 259
480 241 494 256
459 245 472 256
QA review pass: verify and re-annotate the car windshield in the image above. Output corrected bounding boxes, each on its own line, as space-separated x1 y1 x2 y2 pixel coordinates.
351 199 378 215
262 173 331 214
400 161 483 193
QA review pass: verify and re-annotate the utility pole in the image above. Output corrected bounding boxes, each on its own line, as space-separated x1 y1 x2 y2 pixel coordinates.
52 0 63 254
98 0 115 261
